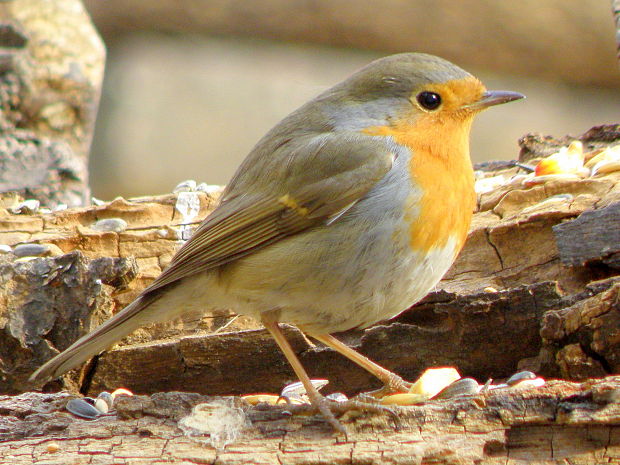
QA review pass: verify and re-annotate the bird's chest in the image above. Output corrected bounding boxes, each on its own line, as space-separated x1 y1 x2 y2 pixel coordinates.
405 149 476 255
362 113 476 256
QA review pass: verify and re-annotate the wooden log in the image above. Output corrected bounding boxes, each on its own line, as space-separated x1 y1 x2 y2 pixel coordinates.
553 201 620 268
82 0 620 88
0 0 105 207
1 378 620 464
1 138 619 395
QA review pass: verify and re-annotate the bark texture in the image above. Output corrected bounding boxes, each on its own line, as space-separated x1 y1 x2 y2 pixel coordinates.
2 378 620 464
0 0 105 207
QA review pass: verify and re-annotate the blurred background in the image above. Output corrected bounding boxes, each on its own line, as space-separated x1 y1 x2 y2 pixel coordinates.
83 0 620 200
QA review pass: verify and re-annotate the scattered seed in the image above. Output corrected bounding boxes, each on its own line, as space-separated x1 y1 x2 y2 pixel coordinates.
506 371 537 386
46 442 60 453
196 183 222 194
380 392 428 406
111 388 133 400
13 243 50 258
433 377 480 399
281 379 328 401
66 398 100 420
509 377 546 389
534 141 587 177
173 180 197 193
96 391 114 410
10 199 40 214
94 397 109 414
241 394 284 405
91 218 128 233
409 367 461 399
326 392 348 402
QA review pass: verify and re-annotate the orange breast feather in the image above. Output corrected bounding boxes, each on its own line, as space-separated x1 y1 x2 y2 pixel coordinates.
364 111 476 254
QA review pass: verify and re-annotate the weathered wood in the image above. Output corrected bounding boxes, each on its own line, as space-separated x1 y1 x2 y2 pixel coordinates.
553 201 620 268
2 378 620 464
82 0 620 89
0 252 138 394
1 126 620 461
539 280 620 379
0 0 105 207
518 124 620 162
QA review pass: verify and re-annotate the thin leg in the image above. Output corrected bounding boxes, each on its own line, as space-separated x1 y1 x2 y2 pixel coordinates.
261 316 345 433
309 333 411 395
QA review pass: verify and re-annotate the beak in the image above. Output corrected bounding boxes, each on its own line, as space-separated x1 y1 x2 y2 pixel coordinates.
464 90 525 111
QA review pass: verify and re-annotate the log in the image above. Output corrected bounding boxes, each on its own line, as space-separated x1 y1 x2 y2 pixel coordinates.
1 377 620 464
0 0 105 207
2 128 620 396
88 282 562 397
82 0 620 88
553 201 620 268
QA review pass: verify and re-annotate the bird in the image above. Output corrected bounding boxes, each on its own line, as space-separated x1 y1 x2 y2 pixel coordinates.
30 53 524 431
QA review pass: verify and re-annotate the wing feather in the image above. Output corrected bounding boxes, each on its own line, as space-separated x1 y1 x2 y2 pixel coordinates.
143 133 395 295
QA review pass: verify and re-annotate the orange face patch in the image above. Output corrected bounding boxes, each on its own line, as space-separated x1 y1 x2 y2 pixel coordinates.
362 77 481 254
420 76 486 113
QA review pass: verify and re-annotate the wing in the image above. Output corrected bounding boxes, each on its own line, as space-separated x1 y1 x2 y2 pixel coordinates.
146 132 395 294
29 132 395 384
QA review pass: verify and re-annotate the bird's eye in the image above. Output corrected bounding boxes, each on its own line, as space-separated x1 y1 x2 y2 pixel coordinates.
416 91 442 110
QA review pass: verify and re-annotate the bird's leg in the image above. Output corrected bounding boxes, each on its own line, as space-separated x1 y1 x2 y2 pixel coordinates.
260 316 346 433
309 333 412 397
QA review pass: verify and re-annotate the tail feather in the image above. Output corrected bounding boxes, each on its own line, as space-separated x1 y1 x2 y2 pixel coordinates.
30 294 158 385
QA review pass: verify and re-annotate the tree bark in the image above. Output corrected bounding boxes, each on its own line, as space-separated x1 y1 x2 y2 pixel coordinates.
0 0 105 208
2 378 620 465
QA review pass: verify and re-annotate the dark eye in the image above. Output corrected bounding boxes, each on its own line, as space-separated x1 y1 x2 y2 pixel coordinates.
416 91 442 110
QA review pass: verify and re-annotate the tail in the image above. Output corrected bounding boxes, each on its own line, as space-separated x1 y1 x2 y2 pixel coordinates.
29 293 160 385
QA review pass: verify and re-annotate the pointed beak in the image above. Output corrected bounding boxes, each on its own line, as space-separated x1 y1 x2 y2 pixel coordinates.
464 90 525 111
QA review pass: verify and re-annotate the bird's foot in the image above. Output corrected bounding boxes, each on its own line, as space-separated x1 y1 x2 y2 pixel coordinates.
356 372 412 400
284 393 397 434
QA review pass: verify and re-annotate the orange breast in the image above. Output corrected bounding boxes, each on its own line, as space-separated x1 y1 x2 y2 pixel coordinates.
363 112 476 254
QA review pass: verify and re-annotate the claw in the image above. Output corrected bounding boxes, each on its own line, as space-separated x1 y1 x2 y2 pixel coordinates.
358 374 412 399
284 393 398 433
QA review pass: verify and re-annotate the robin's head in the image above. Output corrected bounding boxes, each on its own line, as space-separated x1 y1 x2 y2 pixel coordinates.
320 53 524 130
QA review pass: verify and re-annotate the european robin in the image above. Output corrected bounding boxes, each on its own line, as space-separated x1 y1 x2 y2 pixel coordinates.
30 53 524 431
